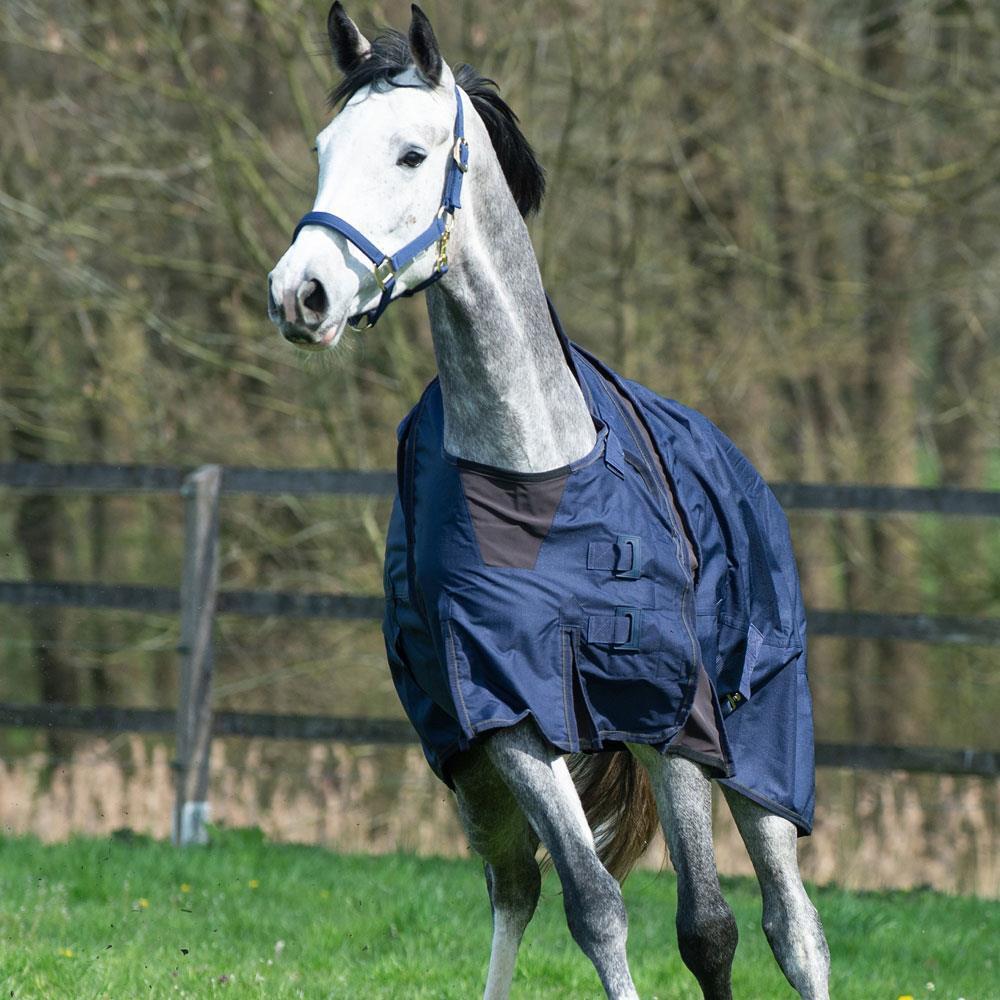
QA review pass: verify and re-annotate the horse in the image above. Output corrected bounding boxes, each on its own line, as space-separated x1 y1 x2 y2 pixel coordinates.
267 5 831 998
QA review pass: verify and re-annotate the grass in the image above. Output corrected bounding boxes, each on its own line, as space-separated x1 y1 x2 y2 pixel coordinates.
0 830 996 999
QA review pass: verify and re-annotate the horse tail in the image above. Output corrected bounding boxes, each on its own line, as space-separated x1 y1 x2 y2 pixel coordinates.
540 751 659 884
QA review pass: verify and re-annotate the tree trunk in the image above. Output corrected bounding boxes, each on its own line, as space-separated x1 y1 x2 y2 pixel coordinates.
8 327 79 759
930 5 989 490
859 0 922 744
78 310 114 704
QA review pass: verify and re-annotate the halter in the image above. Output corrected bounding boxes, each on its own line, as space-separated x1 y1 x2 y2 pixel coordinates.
291 83 469 332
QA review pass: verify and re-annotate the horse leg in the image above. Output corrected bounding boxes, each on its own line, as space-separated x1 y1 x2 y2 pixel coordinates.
628 747 737 1000
450 745 541 1000
485 719 639 1000
722 788 830 999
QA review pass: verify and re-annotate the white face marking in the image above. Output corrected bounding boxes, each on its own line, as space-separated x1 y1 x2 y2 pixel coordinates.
268 65 458 349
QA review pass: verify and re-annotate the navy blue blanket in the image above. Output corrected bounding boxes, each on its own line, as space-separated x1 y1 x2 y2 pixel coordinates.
383 317 815 834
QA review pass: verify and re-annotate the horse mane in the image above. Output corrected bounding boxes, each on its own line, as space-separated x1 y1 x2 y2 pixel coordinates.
329 29 545 217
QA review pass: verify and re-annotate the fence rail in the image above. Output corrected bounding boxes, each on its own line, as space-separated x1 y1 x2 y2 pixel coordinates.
0 581 385 621
3 461 1000 514
1 579 997 644
2 461 998 826
0 703 995 777
0 462 397 497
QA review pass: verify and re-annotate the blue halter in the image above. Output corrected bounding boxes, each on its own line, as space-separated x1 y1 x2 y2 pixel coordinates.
291 84 469 331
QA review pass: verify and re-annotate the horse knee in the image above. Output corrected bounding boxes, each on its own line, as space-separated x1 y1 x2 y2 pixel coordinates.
761 894 830 996
486 859 541 931
760 897 793 949
676 899 738 996
562 863 628 957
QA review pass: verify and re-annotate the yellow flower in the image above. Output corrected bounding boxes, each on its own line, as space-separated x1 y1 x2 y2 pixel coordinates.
180 884 191 894
138 898 150 909
248 879 259 890
58 948 74 959
897 995 915 1000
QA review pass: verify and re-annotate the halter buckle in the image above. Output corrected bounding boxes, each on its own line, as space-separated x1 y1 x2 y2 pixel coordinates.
349 313 373 333
452 137 469 173
374 258 395 291
435 211 455 273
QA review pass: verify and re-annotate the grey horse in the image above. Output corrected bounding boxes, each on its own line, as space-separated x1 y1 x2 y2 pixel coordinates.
268 5 830 998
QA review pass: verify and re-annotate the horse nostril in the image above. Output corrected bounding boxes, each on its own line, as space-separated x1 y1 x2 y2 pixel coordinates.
301 278 328 318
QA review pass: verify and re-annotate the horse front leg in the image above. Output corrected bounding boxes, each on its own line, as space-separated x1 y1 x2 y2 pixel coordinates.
722 788 830 999
629 747 738 1000
451 745 541 1000
485 719 640 1000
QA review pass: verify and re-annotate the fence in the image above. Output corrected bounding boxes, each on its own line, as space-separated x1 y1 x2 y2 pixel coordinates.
1 461 998 844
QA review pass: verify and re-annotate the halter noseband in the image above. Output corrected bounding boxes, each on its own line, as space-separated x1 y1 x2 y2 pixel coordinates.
290 84 469 332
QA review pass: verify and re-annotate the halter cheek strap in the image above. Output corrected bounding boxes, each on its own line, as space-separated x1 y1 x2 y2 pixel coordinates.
291 84 469 331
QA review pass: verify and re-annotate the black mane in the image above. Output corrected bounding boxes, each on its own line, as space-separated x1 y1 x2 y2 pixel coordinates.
329 29 545 217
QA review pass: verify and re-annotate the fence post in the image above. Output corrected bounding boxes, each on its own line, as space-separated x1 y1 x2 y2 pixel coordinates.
173 465 222 846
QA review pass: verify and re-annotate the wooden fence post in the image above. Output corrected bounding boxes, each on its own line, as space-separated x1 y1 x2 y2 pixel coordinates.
173 465 222 846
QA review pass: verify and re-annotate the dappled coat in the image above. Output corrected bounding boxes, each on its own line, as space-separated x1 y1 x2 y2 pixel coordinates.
383 307 816 834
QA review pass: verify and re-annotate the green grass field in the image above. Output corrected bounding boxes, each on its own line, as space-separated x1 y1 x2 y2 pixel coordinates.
0 829 996 999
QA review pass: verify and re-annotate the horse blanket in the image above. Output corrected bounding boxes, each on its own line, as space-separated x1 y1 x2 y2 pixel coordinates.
382 307 816 833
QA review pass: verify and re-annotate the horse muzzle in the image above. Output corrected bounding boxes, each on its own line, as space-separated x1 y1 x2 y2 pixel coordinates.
268 275 342 350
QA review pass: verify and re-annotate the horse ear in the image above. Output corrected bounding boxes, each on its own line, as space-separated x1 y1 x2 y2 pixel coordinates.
408 4 443 86
327 2 371 75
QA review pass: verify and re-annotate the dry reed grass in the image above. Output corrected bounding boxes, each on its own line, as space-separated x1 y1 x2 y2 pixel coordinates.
0 737 995 897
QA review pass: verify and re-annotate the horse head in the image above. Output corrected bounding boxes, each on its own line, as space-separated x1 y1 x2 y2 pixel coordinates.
268 4 467 349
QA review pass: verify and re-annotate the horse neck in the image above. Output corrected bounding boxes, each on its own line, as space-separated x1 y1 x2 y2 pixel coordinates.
425 151 596 473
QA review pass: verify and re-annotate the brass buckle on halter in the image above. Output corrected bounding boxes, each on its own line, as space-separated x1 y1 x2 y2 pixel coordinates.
452 137 469 172
350 313 373 333
436 211 455 273
374 258 395 291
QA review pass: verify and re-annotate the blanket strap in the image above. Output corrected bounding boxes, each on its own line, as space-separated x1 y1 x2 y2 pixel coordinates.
586 607 642 650
587 535 643 579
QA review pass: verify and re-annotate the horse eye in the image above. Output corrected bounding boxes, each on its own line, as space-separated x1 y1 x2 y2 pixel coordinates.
398 149 427 169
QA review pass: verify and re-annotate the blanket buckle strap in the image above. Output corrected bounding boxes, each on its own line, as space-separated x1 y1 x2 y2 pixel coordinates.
613 606 642 651
614 534 642 579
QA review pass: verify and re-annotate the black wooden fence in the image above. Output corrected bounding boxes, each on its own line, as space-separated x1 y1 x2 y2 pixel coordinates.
1 462 998 841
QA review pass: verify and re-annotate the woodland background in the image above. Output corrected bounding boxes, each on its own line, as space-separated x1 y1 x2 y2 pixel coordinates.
0 0 997 893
